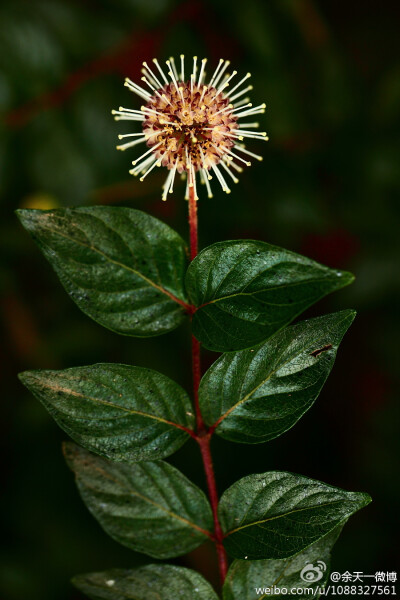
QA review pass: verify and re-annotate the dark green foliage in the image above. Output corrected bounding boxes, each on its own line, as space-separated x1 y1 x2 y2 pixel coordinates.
16 207 189 337
19 364 194 462
64 443 213 559
186 240 354 351
72 564 220 600
199 311 355 443
219 471 371 559
223 527 343 599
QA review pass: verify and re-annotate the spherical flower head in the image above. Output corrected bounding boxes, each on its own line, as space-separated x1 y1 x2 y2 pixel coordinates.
113 56 268 200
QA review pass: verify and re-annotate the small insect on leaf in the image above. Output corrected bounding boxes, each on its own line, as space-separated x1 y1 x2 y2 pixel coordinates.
310 344 333 358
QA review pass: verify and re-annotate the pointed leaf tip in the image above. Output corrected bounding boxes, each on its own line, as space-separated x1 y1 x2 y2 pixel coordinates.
219 470 371 560
186 240 356 351
16 206 189 338
200 310 357 444
66 444 213 559
19 363 194 462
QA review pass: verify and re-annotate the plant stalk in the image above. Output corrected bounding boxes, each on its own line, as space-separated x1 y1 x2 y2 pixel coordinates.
188 185 228 585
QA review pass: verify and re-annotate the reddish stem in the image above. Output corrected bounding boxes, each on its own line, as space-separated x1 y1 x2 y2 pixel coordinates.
188 185 198 261
188 186 228 585
197 434 229 583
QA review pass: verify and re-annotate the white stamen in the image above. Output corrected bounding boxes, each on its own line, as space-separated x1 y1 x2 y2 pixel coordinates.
199 85 208 104
220 159 239 183
112 108 143 117
198 58 207 86
227 72 251 97
169 158 179 194
180 54 185 81
238 122 259 128
141 76 166 103
142 62 163 89
162 169 174 201
225 147 251 166
236 109 266 119
239 131 269 141
234 144 263 161
235 103 266 118
152 58 169 85
117 137 147 151
166 63 180 95
191 164 199 199
225 102 252 116
229 85 253 102
132 141 162 166
129 155 155 176
112 113 145 121
187 151 193 187
208 58 224 88
169 56 179 80
236 129 268 137
118 132 151 139
212 70 237 99
212 163 230 193
233 97 251 109
140 158 161 181
124 78 151 101
141 67 158 88
223 157 243 173
201 168 213 197
192 56 198 81
213 60 230 88
190 73 195 95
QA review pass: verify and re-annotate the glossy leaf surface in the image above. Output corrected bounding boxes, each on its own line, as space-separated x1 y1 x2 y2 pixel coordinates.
186 240 354 351
64 443 213 559
199 311 355 443
17 207 189 337
73 564 219 600
219 471 371 560
223 527 342 599
19 364 194 462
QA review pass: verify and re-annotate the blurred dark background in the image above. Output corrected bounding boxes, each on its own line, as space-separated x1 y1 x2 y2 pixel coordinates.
1 1 399 598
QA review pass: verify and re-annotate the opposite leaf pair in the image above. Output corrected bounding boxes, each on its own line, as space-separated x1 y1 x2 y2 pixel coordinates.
17 205 371 599
19 310 355 462
16 206 354 352
74 527 337 600
64 443 369 567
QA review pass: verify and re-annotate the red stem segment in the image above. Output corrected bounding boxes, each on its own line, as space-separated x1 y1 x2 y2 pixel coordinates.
188 185 198 261
198 434 229 582
188 186 229 585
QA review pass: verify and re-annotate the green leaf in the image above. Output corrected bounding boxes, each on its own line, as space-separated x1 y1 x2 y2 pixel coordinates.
16 207 189 337
219 471 371 560
199 310 355 444
223 527 342 600
64 443 213 559
186 240 354 351
73 564 219 600
19 364 194 462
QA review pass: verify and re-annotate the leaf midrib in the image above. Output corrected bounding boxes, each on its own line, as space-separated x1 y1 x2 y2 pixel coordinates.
225 498 345 537
211 314 349 429
41 382 191 434
84 461 213 539
38 222 189 309
197 276 342 309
